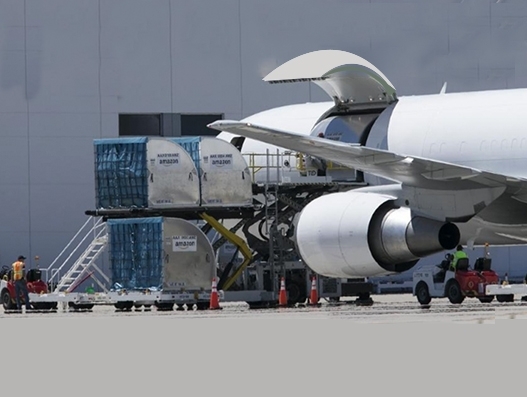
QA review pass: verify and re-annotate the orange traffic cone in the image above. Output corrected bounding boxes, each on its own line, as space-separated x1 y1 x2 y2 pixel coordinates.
209 277 222 310
309 276 319 306
278 277 288 307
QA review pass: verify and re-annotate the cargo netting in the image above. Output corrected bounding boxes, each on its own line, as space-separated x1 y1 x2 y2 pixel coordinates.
94 138 149 208
108 217 163 290
169 136 201 174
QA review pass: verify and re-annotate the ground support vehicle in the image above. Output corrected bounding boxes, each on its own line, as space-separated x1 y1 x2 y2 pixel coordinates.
413 256 502 305
1 268 58 311
106 290 215 311
2 290 219 313
485 284 527 303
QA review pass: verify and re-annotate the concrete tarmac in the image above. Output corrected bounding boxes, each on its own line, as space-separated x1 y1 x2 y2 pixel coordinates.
3 293 527 396
3 293 527 323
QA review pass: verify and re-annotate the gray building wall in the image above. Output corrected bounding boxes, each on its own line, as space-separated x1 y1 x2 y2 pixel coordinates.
1 0 527 278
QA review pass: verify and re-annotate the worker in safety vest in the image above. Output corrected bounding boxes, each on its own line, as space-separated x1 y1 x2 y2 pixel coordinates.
12 255 31 312
450 245 468 271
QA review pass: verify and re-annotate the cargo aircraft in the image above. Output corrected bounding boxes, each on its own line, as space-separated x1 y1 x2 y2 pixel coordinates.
208 50 527 279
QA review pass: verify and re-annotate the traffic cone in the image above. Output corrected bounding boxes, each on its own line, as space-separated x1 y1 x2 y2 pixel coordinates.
209 278 222 310
309 276 319 306
278 277 287 307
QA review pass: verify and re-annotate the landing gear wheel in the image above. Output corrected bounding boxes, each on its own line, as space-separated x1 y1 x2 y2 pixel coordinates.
415 281 432 305
446 280 465 304
497 294 514 303
478 295 494 303
1 289 15 310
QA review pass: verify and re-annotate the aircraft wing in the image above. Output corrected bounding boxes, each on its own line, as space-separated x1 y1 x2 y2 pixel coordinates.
208 120 527 221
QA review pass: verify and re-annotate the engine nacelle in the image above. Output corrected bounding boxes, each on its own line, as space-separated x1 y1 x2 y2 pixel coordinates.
295 191 460 278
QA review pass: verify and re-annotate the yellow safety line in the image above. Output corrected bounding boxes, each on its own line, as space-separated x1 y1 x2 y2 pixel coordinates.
200 213 253 291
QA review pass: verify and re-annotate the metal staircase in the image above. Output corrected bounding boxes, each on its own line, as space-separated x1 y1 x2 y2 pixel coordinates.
42 217 110 293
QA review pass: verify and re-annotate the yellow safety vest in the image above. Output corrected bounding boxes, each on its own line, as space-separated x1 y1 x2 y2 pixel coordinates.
12 261 24 281
451 251 468 270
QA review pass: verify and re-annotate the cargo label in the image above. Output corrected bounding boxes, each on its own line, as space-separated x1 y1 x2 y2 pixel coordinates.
172 235 197 252
153 152 180 169
209 153 233 169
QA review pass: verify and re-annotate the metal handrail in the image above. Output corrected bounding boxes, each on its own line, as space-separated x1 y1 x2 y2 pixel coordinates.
244 152 287 181
243 151 351 182
42 217 106 285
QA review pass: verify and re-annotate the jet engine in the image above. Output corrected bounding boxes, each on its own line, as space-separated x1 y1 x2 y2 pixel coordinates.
295 191 460 278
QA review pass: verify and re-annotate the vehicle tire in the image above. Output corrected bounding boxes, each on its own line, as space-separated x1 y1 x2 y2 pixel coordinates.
478 295 494 303
32 302 54 310
69 302 94 311
497 294 514 303
415 281 432 305
1 289 15 310
446 280 465 304
114 301 133 311
155 302 174 311
286 281 306 305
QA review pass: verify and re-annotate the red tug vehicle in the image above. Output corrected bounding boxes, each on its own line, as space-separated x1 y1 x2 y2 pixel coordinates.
0 266 57 310
413 254 503 305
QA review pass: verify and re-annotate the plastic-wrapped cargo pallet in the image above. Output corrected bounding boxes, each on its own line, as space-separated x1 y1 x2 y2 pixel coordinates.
94 136 253 208
93 137 200 209
107 217 216 291
170 137 253 207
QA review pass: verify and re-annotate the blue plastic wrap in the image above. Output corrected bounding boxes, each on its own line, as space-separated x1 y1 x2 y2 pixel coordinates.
169 137 201 173
107 217 163 290
94 138 149 208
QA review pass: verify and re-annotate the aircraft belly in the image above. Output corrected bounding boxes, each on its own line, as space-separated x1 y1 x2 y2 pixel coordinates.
475 194 527 225
456 193 527 245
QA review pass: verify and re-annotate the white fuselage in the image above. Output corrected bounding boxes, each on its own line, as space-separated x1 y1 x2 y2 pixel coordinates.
387 88 527 178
